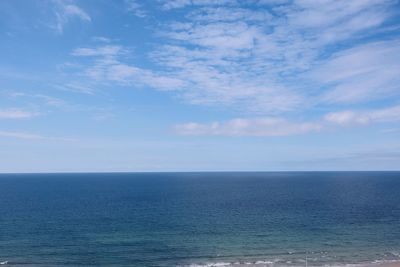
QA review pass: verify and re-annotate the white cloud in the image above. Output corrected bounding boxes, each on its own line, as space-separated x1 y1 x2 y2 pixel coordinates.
71 45 124 57
187 7 272 22
105 64 186 90
162 0 237 10
63 4 90 21
0 130 76 141
285 0 389 32
0 131 43 140
151 18 305 112
34 94 65 107
175 118 321 136
67 0 398 115
149 0 397 113
324 111 369 125
175 104 400 136
313 41 400 103
71 45 186 91
125 0 147 17
54 0 91 34
92 36 112 43
0 109 40 119
162 0 191 10
8 92 66 107
324 105 400 125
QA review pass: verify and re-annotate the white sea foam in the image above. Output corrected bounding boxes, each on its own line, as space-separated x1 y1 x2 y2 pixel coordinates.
390 252 400 258
181 259 400 267
183 260 289 267
188 263 232 267
0 261 8 265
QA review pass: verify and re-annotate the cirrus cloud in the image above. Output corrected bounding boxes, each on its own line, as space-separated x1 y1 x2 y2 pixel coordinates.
67 0 399 116
0 109 40 119
53 0 91 34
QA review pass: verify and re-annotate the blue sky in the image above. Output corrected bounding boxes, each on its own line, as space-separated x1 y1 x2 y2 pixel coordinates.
0 0 400 172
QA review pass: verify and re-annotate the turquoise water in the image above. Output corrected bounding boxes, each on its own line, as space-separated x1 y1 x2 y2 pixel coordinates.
0 172 399 266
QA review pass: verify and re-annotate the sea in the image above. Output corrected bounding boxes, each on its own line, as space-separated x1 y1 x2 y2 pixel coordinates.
0 172 399 267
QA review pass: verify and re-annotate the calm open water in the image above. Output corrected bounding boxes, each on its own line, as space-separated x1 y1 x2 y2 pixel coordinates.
0 172 400 266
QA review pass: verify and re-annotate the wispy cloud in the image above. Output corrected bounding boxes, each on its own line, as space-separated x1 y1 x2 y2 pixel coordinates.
314 41 400 103
0 130 44 140
92 36 112 43
8 92 66 107
324 105 400 125
71 45 124 57
176 104 400 136
0 109 40 119
53 0 91 34
152 0 398 112
66 0 399 115
161 0 237 10
70 45 186 90
0 130 76 141
53 82 95 95
125 0 147 18
175 118 321 136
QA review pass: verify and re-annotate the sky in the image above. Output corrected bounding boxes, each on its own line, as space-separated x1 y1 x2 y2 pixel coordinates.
0 0 400 172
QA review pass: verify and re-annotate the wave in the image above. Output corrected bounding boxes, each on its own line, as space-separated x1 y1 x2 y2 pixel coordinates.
180 259 400 267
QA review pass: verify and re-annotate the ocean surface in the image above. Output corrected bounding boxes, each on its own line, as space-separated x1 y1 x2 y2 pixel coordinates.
0 172 400 267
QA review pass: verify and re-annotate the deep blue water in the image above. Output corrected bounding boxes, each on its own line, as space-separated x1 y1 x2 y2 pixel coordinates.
0 172 400 266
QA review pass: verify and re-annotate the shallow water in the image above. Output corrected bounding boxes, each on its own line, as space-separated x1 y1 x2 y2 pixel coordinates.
0 172 399 266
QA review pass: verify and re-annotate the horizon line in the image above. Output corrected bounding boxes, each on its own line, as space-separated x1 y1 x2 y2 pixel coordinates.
1 170 400 175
